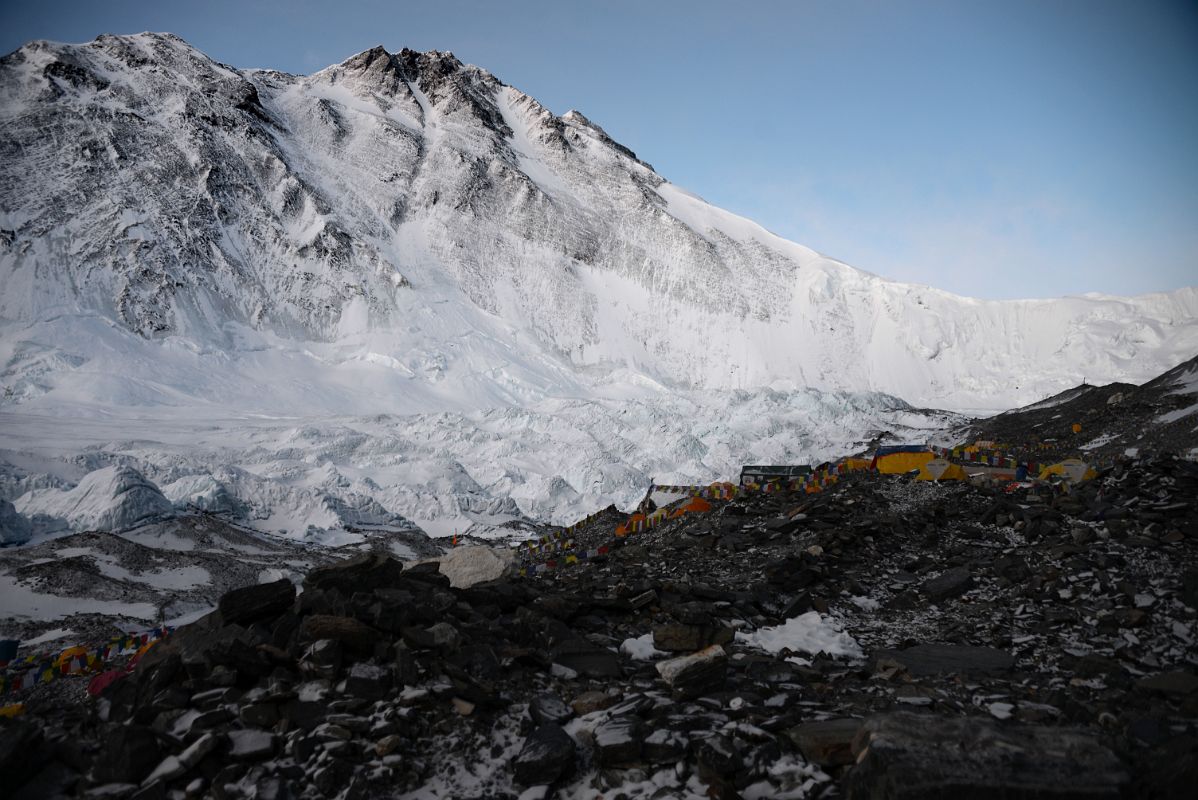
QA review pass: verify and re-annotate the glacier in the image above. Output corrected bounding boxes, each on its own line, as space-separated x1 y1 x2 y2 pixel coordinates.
0 33 1194 541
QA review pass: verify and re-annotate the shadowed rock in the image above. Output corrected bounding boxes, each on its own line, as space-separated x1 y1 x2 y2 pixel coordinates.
513 723 576 786
846 711 1129 799
218 578 296 626
874 643 1014 677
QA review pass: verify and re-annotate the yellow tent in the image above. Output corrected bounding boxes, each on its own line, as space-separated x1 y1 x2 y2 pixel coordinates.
873 447 935 474
916 458 968 481
840 457 873 472
1038 458 1097 483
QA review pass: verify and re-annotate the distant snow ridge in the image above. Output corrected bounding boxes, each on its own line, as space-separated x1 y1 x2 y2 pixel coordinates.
0 33 1194 540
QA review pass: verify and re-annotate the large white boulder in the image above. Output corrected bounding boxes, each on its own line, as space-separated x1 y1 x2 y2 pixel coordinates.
433 545 516 589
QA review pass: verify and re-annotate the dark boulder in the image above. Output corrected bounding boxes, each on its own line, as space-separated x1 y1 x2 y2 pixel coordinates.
345 662 392 701
218 579 296 626
0 720 45 790
786 718 862 767
656 644 727 700
529 693 573 726
304 552 405 595
512 724 576 786
652 622 733 652
300 615 377 653
593 715 643 767
551 638 621 678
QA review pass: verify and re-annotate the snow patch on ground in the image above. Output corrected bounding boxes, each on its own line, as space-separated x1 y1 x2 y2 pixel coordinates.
0 573 158 622
1158 402 1198 425
619 633 666 661
736 612 864 659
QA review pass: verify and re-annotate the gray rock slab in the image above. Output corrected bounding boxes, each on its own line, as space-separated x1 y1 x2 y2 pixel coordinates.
874 643 1014 677
846 711 1129 799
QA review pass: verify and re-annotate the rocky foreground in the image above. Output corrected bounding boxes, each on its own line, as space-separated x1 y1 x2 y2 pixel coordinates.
2 456 1197 799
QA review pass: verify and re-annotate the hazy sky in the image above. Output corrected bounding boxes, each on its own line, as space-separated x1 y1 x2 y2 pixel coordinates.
3 0 1195 300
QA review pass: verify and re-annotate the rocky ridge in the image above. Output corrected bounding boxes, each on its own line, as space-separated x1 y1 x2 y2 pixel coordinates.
964 353 1198 462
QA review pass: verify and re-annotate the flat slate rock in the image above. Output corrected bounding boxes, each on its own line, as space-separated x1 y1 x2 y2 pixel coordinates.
874 643 1014 677
846 711 1129 799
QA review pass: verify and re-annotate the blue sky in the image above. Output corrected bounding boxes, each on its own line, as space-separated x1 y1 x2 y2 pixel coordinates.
3 0 1195 300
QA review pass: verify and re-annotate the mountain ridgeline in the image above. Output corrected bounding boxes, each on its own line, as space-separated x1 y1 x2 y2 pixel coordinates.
1 32 1195 414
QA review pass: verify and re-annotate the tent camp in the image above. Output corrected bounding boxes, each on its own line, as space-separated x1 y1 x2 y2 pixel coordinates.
872 445 935 474
1038 459 1097 483
740 465 811 486
915 458 968 481
670 496 712 518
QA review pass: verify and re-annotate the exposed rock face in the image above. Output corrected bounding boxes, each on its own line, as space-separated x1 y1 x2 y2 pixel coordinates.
0 497 31 544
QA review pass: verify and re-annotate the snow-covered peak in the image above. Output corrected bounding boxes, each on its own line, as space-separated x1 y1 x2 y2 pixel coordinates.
0 32 1194 416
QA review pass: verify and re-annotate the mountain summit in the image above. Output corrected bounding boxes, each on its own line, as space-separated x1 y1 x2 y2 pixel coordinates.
2 32 1194 414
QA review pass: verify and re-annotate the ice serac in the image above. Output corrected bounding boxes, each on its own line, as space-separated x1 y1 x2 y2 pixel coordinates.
0 32 1194 414
15 465 174 533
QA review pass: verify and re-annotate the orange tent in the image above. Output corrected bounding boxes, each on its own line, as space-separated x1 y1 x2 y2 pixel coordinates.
616 513 646 537
670 496 712 517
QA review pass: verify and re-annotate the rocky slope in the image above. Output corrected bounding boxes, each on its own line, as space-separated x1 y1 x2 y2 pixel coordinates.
2 453 1195 798
0 511 445 647
965 353 1198 461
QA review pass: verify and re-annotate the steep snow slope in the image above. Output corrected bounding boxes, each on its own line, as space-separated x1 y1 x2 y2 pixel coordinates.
0 34 1194 539
0 33 1194 415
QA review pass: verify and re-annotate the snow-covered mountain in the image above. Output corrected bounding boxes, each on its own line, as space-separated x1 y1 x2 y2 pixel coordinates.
0 33 1194 541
